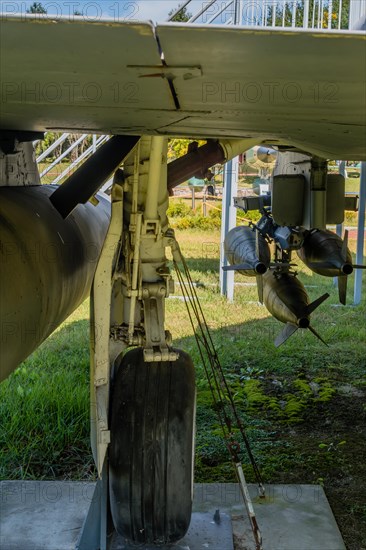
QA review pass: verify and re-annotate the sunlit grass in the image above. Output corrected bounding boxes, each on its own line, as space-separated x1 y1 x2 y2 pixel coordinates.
0 229 365 480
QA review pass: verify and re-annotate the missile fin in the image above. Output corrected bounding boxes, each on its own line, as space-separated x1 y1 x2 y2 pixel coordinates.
275 323 298 347
338 276 348 305
305 293 330 316
341 230 349 263
256 274 264 304
255 229 260 259
222 264 253 272
308 325 328 346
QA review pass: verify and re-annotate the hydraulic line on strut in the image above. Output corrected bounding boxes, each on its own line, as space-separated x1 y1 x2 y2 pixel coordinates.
169 236 265 550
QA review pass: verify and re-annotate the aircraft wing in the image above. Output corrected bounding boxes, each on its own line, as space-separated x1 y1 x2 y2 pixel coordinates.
1 15 365 159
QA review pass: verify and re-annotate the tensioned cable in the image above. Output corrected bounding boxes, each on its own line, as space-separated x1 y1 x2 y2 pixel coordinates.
171 238 265 550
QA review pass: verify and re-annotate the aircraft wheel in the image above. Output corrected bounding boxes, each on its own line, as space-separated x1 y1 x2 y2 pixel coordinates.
109 347 196 545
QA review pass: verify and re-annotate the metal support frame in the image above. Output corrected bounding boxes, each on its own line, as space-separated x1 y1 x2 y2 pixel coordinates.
40 134 88 178
354 162 366 305
334 161 346 288
349 0 366 28
220 158 238 300
36 132 69 163
76 461 110 550
53 136 108 184
85 136 176 548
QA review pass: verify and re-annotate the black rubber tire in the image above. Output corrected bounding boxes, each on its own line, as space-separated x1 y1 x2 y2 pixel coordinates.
109 347 196 545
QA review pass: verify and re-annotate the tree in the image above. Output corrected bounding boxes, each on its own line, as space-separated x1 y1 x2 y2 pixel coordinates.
168 139 206 162
27 2 47 14
267 0 350 30
168 3 192 22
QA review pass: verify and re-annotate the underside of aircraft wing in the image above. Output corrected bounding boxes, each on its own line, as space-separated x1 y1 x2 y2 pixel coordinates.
0 15 365 159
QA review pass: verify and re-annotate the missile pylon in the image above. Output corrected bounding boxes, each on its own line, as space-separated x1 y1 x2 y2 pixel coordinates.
223 225 271 302
297 229 366 305
262 270 329 347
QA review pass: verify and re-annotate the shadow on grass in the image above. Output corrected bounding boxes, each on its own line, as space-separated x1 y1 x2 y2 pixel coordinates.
1 308 365 549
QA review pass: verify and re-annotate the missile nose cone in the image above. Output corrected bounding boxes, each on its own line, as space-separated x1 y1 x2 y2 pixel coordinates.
255 262 268 275
298 317 310 329
342 263 353 275
256 147 277 165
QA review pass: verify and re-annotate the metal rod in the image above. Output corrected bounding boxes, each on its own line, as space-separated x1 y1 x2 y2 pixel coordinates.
354 162 366 304
261 0 266 26
328 0 333 28
220 159 238 300
320 0 324 28
292 0 297 27
50 135 140 218
167 141 226 192
236 462 263 550
207 0 234 24
129 212 143 342
145 136 165 220
338 0 343 29
312 0 317 28
40 134 87 177
36 133 69 163
188 0 218 23
53 136 107 184
304 0 310 28
234 0 241 25
272 0 277 26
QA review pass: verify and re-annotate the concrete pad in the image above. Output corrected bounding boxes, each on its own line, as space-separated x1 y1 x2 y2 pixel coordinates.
0 482 346 550
112 512 233 549
193 483 346 550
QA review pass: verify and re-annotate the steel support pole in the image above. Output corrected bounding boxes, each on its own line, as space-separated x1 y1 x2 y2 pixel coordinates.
220 159 238 301
334 161 347 288
234 0 242 24
303 0 310 28
354 162 366 305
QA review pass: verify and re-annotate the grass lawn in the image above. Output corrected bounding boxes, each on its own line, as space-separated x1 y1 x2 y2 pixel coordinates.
1 227 365 549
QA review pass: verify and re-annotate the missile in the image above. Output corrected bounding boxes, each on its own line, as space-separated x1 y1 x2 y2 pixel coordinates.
262 270 329 347
0 184 110 382
223 226 271 301
245 146 277 171
224 226 271 276
297 229 365 305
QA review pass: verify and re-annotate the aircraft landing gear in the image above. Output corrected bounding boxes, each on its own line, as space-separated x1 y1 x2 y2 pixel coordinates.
109 347 195 545
88 137 196 548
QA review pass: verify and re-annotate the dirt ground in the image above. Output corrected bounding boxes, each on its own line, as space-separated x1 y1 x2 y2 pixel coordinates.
233 390 366 550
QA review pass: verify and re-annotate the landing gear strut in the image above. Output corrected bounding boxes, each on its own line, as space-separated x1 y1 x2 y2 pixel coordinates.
88 137 196 548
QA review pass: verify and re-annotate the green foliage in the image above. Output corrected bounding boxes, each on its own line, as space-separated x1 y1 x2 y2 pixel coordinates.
0 226 364 550
230 375 337 424
167 139 206 161
167 200 261 230
27 2 47 13
269 1 350 29
167 200 192 218
168 3 192 22
36 133 93 163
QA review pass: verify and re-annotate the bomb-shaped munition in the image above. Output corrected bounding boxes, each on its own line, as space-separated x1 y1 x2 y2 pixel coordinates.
297 229 365 304
224 226 270 276
262 270 329 347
